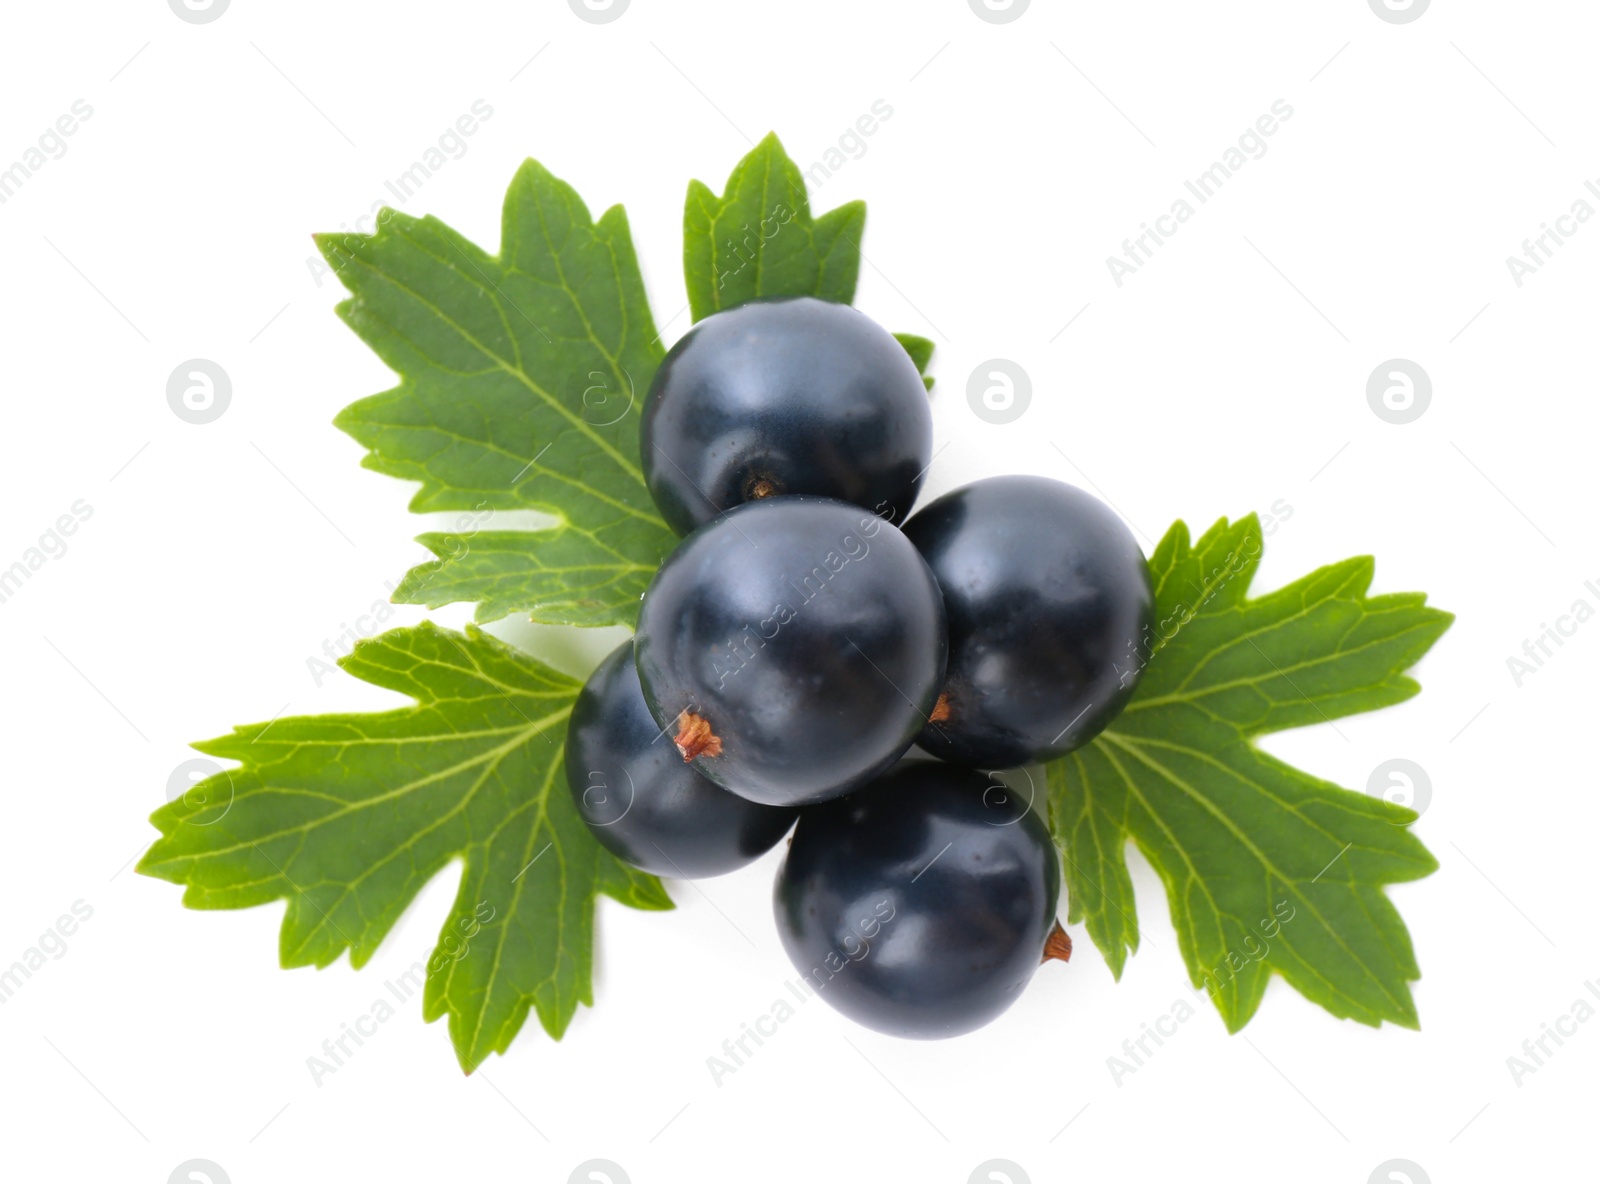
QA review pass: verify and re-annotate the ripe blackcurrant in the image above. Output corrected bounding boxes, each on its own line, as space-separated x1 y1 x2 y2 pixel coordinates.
904 475 1154 768
633 497 947 807
565 641 797 878
640 296 933 536
773 762 1068 1039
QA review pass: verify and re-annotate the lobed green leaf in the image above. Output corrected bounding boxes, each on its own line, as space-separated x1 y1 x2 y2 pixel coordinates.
318 160 676 627
138 623 672 1072
1048 515 1452 1031
683 132 865 322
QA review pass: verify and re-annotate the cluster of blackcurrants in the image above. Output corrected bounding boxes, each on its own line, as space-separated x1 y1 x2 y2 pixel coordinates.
566 297 1154 1039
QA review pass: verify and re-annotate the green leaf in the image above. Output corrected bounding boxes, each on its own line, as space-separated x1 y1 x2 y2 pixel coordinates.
683 132 866 322
317 159 676 628
894 331 936 391
1047 515 1451 1031
137 623 672 1073
394 524 657 629
681 135 933 394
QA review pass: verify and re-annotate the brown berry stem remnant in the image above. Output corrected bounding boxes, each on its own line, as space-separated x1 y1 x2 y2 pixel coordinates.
1041 920 1073 965
744 474 780 500
929 692 951 723
673 711 723 761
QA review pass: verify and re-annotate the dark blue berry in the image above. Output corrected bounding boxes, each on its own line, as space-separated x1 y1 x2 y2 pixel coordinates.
634 497 946 807
566 641 796 878
904 475 1154 767
773 762 1067 1039
640 297 932 536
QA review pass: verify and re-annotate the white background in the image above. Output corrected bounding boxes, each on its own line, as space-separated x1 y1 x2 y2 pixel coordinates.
0 2 1594 1182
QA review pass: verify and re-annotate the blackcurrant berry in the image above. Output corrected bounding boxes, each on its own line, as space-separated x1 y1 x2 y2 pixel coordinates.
903 475 1154 768
565 641 796 878
773 762 1068 1039
640 296 933 536
633 497 947 807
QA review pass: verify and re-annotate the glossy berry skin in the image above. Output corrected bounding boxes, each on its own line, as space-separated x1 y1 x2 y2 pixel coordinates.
634 497 946 808
640 296 933 536
903 475 1154 768
566 641 797 878
774 762 1062 1039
